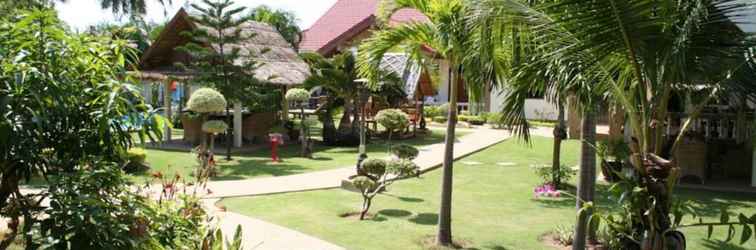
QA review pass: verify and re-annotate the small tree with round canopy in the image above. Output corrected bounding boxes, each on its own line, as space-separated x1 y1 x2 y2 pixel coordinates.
187 88 227 184
375 109 410 151
353 144 419 220
286 88 312 158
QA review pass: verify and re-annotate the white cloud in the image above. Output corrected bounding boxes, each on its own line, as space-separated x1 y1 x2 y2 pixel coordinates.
55 0 337 31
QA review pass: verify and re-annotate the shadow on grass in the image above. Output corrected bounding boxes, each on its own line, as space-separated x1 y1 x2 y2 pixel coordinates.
676 188 756 217
212 159 308 181
378 209 413 218
409 213 438 225
700 239 751 250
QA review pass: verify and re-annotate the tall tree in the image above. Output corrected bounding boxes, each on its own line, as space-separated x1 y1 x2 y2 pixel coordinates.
476 0 756 248
303 52 405 146
1 0 171 15
0 9 166 247
178 0 262 161
359 0 508 246
247 5 302 51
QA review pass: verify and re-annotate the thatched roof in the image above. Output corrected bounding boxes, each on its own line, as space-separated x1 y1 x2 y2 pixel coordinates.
137 8 309 86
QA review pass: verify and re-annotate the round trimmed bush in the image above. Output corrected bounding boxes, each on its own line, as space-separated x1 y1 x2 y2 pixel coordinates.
468 116 486 125
285 88 311 102
375 109 410 132
187 88 227 113
202 120 228 134
438 103 450 116
390 144 419 160
387 159 420 177
360 158 387 177
432 116 447 123
352 176 377 192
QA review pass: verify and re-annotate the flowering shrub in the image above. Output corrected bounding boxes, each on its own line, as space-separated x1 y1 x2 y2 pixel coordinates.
534 183 561 198
202 120 228 134
533 164 575 186
285 88 311 102
187 88 227 113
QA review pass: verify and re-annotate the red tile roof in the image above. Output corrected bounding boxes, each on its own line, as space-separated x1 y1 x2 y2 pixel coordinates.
300 0 427 56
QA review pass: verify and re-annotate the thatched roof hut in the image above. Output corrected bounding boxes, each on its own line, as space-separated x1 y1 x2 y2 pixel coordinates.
135 8 309 85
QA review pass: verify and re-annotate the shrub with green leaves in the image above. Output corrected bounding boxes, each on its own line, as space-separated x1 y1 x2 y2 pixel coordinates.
359 158 387 178
390 144 419 160
487 113 505 128
352 157 419 220
468 116 486 125
533 164 576 186
123 147 148 173
438 103 450 116
424 105 441 118
202 120 229 134
375 109 410 134
285 88 311 102
187 88 227 113
432 116 447 123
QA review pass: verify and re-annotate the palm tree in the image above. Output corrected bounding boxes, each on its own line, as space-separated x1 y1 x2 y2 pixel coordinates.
302 52 360 145
476 0 756 248
359 0 508 246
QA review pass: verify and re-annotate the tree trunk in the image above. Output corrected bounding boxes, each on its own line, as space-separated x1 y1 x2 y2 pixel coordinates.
360 196 372 220
225 106 232 160
573 109 597 250
552 103 566 188
437 64 458 246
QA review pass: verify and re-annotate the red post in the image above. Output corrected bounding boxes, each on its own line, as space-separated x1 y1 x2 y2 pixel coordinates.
269 133 283 162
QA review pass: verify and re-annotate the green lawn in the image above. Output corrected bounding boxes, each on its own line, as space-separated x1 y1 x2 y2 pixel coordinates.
135 129 469 184
220 137 756 250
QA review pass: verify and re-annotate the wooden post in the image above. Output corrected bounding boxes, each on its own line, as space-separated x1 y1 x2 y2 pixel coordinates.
234 102 243 147
163 80 173 143
281 86 289 121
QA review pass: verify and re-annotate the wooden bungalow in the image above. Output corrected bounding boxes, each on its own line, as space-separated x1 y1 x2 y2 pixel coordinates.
132 8 309 147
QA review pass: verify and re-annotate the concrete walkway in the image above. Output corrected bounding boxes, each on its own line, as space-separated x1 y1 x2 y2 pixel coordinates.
199 127 511 199
196 127 512 250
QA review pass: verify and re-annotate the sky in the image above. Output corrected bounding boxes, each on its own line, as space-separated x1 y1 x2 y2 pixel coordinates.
55 0 338 31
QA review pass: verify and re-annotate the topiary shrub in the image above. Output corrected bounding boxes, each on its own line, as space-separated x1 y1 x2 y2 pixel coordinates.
358 158 387 178
353 157 419 220
468 116 486 125
424 105 441 118
187 88 227 113
432 116 447 123
390 144 419 160
202 120 228 134
438 103 450 116
487 113 505 128
285 88 311 103
387 159 420 177
375 109 410 148
458 115 472 122
375 109 410 134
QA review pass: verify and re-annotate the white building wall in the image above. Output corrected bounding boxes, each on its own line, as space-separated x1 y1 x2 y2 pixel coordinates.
489 85 565 121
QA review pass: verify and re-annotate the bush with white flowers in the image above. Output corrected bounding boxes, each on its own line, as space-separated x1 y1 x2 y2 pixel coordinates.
187 88 227 113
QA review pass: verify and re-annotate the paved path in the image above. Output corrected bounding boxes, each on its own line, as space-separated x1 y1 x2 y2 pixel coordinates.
196 127 512 250
199 127 511 199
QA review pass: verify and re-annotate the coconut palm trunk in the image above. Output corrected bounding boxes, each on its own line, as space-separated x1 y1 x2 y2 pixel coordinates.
573 109 597 250
552 103 566 188
437 64 458 246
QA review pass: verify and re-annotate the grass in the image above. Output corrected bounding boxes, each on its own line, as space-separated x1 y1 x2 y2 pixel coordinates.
134 128 469 183
220 136 756 250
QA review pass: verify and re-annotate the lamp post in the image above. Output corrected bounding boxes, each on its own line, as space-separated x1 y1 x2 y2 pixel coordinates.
355 78 370 171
